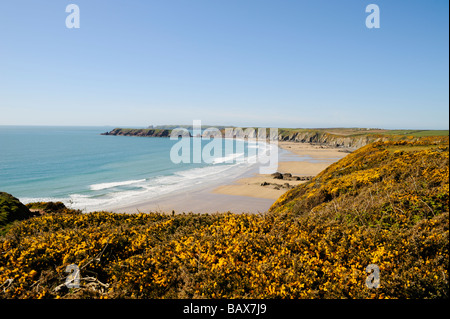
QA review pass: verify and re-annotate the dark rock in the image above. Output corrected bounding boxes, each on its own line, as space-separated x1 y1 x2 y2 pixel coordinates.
271 172 283 179
296 176 314 181
101 128 173 138
26 201 67 214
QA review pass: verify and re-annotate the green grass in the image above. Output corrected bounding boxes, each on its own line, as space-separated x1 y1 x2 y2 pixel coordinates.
385 144 440 153
0 192 36 235
381 130 449 137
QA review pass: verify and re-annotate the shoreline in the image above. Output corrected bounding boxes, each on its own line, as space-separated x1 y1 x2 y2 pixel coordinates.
109 142 348 214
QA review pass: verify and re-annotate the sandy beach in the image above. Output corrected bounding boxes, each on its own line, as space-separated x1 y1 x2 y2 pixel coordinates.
212 142 348 200
111 142 349 214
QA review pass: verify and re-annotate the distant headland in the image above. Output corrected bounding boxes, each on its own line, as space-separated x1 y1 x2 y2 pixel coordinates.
101 127 449 149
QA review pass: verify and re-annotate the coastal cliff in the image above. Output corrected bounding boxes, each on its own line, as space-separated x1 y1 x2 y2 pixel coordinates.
277 130 384 149
101 128 171 137
100 127 379 148
102 127 448 149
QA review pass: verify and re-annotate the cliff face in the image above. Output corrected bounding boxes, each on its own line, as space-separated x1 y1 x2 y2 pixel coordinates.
277 131 385 149
101 128 377 148
102 128 447 150
277 129 449 148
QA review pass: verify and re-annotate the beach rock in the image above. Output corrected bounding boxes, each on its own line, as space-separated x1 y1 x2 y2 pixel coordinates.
297 176 314 181
271 172 314 182
271 172 283 179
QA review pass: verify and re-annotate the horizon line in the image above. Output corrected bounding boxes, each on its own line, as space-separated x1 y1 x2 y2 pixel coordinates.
0 124 449 131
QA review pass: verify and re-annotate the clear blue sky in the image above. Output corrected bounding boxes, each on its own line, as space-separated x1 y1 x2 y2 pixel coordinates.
0 0 448 129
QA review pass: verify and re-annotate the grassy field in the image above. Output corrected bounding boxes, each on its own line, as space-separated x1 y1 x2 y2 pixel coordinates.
278 127 448 138
380 130 449 137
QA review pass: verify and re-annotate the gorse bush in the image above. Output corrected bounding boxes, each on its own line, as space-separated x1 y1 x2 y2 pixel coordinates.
0 137 448 299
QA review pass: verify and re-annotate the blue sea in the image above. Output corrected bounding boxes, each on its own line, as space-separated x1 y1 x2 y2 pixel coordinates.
0 126 285 212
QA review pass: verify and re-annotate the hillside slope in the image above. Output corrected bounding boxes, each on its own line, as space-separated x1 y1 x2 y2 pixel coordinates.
0 137 448 299
0 192 36 235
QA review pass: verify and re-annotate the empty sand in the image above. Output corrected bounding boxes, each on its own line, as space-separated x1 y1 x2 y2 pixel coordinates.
110 188 275 214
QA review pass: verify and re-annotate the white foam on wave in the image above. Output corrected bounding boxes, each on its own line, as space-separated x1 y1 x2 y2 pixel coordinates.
212 153 245 164
20 196 67 205
74 160 256 212
90 179 146 191
21 142 273 213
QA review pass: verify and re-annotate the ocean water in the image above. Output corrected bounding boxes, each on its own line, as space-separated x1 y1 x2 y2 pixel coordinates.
0 126 281 212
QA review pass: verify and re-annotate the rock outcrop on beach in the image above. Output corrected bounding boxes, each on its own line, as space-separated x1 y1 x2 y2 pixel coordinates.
271 172 313 181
